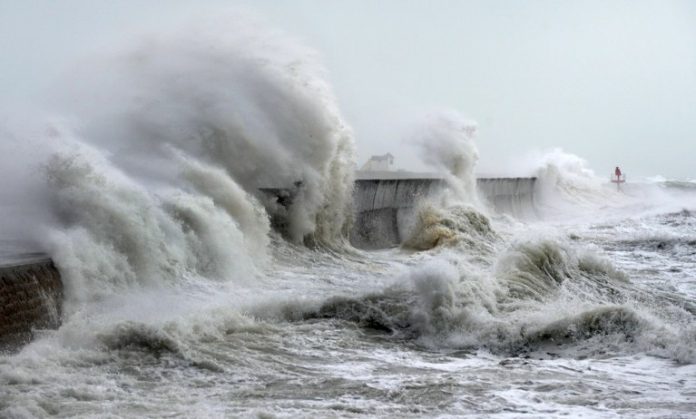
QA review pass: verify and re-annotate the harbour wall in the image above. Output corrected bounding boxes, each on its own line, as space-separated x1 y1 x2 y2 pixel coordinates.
351 175 537 248
0 255 62 350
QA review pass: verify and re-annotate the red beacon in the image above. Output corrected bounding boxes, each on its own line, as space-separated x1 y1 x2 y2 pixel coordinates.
611 166 626 191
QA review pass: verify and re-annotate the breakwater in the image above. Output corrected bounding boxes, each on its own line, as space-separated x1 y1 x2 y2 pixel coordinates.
350 173 443 248
0 255 62 350
476 177 537 217
351 172 537 248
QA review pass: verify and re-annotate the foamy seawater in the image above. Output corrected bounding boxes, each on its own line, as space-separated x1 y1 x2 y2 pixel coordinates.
2 184 696 418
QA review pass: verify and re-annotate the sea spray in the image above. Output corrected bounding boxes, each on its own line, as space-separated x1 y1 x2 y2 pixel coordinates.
44 140 259 307
174 150 270 258
1 15 357 312
301 235 695 361
49 14 355 245
401 204 497 252
508 148 638 218
401 110 492 250
409 110 479 206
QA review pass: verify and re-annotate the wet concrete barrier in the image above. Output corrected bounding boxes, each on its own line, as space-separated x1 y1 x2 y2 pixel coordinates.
351 172 537 248
0 255 62 350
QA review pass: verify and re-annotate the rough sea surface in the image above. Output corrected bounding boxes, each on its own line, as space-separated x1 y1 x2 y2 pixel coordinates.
2 181 696 418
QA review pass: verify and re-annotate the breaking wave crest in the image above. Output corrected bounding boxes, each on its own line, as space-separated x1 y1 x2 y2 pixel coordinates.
52 15 355 245
528 149 622 214
1 16 357 311
409 110 479 206
300 237 696 363
401 204 497 253
44 143 265 307
525 149 696 218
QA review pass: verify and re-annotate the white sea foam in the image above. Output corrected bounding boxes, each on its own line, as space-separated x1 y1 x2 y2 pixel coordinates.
0 15 356 312
408 110 479 206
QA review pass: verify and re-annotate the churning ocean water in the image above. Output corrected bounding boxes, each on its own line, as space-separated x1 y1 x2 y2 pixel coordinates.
1 16 696 419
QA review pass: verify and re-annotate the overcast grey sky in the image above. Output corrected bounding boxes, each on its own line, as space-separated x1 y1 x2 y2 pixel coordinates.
1 0 695 178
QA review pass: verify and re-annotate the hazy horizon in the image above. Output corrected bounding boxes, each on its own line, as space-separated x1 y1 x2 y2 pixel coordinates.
1 0 695 179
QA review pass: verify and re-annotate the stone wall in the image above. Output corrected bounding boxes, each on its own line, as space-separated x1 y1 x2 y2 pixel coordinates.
0 257 62 350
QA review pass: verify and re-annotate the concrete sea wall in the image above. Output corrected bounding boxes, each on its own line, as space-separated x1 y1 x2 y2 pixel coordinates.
0 256 62 350
351 175 537 248
476 177 537 218
350 177 444 248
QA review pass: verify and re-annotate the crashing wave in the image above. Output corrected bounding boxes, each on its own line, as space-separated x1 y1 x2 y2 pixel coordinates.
0 16 359 311
408 110 480 206
299 238 695 362
401 204 497 252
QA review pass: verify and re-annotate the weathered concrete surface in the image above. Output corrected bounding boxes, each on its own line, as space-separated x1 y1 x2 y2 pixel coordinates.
0 255 62 350
477 177 537 218
351 177 444 248
351 175 537 248
258 174 538 247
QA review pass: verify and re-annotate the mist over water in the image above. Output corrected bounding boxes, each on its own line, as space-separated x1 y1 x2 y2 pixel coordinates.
2 14 696 419
409 110 479 207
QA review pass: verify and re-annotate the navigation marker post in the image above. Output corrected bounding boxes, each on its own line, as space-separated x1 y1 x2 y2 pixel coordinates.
611 166 626 191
